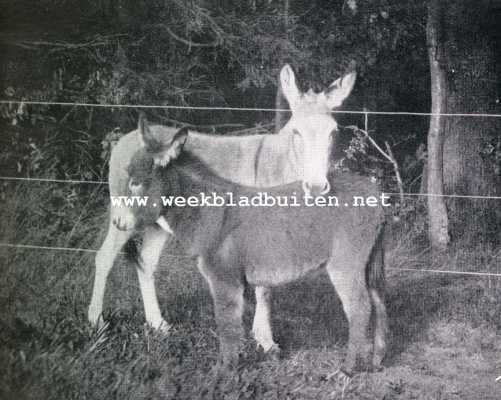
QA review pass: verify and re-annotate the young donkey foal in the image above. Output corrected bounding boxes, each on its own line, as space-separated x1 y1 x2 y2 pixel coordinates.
88 65 358 355
127 120 389 374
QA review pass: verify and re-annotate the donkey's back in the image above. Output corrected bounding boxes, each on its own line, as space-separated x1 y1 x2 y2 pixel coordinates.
219 172 384 286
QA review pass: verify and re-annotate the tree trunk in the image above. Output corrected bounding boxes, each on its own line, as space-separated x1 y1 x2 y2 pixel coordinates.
426 0 450 250
441 0 501 244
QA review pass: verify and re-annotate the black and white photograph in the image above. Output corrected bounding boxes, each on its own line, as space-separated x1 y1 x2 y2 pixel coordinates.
1 1 501 398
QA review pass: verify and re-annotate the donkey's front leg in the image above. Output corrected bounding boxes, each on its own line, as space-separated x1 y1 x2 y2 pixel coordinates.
198 257 244 370
136 224 170 332
252 286 280 354
89 219 133 327
214 280 245 369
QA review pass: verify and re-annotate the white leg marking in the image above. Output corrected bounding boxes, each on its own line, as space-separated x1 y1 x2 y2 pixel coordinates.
156 215 174 235
196 257 212 294
252 286 278 352
88 220 132 326
136 225 169 332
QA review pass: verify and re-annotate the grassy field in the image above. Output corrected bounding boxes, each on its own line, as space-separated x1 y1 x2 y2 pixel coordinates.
1 184 501 399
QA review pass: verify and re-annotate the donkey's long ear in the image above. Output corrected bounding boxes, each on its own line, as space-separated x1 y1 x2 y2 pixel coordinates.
167 127 189 159
324 71 356 109
153 126 189 167
138 112 155 148
280 64 301 109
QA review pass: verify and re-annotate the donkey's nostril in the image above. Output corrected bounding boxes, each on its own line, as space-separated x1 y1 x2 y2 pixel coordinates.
320 181 331 195
302 181 312 195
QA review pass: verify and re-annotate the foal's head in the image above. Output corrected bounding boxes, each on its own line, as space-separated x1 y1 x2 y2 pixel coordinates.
279 65 356 196
126 120 189 229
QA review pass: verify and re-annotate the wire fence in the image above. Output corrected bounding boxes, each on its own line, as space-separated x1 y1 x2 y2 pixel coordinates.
2 175 501 201
1 99 501 279
0 241 500 278
2 99 501 118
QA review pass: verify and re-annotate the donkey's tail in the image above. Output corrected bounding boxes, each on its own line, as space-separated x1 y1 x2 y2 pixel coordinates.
366 224 385 290
367 224 389 367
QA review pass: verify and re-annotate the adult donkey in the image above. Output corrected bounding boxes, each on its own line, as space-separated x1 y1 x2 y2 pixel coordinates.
124 115 388 374
88 64 357 353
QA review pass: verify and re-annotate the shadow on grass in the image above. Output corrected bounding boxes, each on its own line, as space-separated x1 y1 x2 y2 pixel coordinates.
385 273 470 361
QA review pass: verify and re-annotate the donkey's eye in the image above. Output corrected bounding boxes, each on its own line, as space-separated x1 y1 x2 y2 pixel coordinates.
128 179 143 193
130 178 141 187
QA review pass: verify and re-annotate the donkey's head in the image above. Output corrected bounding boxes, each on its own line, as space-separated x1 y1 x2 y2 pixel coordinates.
122 116 189 230
280 65 356 196
132 114 188 192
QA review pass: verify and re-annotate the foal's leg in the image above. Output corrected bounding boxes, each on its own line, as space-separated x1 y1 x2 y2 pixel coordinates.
213 280 245 368
326 256 373 373
252 286 279 353
88 219 133 326
198 258 245 369
136 224 170 331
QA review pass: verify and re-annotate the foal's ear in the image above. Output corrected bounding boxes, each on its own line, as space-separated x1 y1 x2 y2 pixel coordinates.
138 112 154 146
153 126 189 167
168 127 189 157
324 71 356 109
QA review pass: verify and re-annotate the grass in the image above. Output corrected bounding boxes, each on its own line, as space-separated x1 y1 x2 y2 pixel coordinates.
2 184 501 399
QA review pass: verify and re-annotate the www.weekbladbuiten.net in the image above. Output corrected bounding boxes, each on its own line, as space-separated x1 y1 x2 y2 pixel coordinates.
110 192 392 208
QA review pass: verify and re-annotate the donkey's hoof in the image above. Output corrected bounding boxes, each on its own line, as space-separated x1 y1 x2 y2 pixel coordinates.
205 363 239 399
341 360 377 376
88 307 104 328
372 351 386 371
263 343 281 361
342 347 374 375
149 319 172 334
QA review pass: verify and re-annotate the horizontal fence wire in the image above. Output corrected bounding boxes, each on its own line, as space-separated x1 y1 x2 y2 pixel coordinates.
384 192 501 200
0 242 190 258
1 177 501 200
2 99 501 117
0 176 107 185
386 267 501 278
0 241 500 277
2 99 501 279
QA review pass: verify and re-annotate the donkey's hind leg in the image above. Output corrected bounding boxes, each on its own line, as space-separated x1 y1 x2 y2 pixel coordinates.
136 224 170 332
88 219 133 327
252 286 279 354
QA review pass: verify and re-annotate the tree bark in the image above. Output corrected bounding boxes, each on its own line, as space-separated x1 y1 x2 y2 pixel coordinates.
441 0 501 244
426 0 450 250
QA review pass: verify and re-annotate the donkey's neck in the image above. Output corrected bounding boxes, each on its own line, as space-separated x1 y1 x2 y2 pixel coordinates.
184 127 300 187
